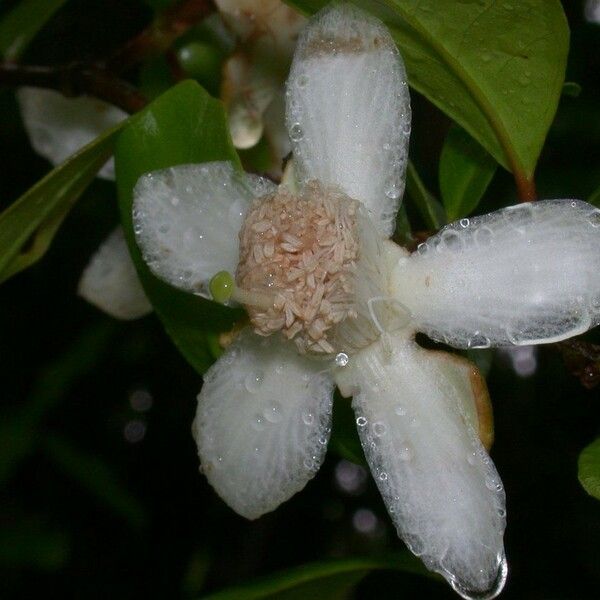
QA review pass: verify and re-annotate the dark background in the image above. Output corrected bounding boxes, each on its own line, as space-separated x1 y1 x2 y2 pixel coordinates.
0 1 599 598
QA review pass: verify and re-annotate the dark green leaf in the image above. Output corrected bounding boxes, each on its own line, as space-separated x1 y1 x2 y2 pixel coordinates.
578 437 600 501
0 322 116 484
439 125 497 221
43 434 147 529
330 392 366 466
288 0 569 180
201 553 434 600
115 80 243 375
0 123 124 284
0 0 68 60
589 184 600 208
0 519 69 570
406 160 446 230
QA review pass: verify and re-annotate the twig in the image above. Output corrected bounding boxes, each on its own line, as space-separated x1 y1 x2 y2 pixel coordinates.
103 0 215 75
0 62 147 114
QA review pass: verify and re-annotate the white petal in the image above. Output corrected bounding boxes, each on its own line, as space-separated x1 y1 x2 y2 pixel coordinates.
285 3 411 237
78 226 152 320
193 330 334 519
133 162 275 296
338 336 506 598
17 87 127 180
392 200 600 348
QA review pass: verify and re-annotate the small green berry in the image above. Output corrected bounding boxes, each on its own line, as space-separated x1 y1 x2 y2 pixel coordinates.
209 271 235 304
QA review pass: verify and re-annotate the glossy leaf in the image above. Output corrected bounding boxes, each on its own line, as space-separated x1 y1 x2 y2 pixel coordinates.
439 125 497 221
43 434 147 529
406 160 446 230
288 0 569 180
0 322 117 484
115 80 244 374
0 124 124 284
578 437 600 501
202 554 434 600
0 0 67 60
589 184 600 208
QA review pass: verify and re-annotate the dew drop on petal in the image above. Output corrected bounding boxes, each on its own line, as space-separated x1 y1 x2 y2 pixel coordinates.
265 401 282 423
302 411 315 426
335 352 349 367
356 416 368 427
289 123 304 141
244 371 264 393
373 422 387 437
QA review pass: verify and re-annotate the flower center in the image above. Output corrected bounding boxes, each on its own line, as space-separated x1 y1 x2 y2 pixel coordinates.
236 182 360 354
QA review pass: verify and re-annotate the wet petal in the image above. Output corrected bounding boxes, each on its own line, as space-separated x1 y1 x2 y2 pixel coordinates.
133 162 275 296
337 336 506 598
17 87 127 180
286 3 411 237
193 329 334 519
78 226 151 320
392 200 600 348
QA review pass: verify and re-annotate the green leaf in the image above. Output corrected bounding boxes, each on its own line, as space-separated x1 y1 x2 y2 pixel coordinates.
0 123 124 284
0 519 69 570
578 437 600 501
0 322 117 484
115 80 243 374
406 160 446 230
201 554 435 600
43 434 147 529
288 0 569 180
330 393 366 466
0 0 68 60
439 125 497 221
589 184 600 208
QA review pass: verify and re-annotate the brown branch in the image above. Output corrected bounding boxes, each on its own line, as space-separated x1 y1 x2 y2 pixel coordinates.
0 62 147 114
103 0 215 75
515 172 538 202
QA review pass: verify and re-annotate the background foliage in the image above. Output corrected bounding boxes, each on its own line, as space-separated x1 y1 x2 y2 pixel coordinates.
0 0 599 598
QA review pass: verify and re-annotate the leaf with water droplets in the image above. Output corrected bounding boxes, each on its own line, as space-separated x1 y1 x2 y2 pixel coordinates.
115 81 243 374
439 125 497 221
578 437 600 501
289 0 569 180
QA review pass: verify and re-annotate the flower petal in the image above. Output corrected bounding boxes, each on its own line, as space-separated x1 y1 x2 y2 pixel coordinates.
193 330 334 519
338 335 506 597
133 162 275 296
285 3 411 237
392 200 600 348
78 226 152 320
17 87 127 180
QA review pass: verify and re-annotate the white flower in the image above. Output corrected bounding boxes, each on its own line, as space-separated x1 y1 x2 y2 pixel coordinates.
16 87 153 319
131 4 600 599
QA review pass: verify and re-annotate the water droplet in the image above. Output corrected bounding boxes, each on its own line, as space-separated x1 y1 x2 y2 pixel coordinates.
303 457 316 470
335 352 349 367
469 332 491 349
356 416 368 427
475 226 494 247
170 196 180 206
394 405 406 416
297 74 309 88
399 445 413 461
410 417 419 428
318 435 328 445
245 371 264 393
289 123 304 141
467 452 477 466
252 414 265 431
460 218 470 228
373 422 387 437
265 402 282 423
302 411 314 426
379 471 388 481
588 209 600 227
441 230 463 252
383 142 391 151
417 242 428 255
450 553 508 600
385 181 401 200
401 122 411 135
